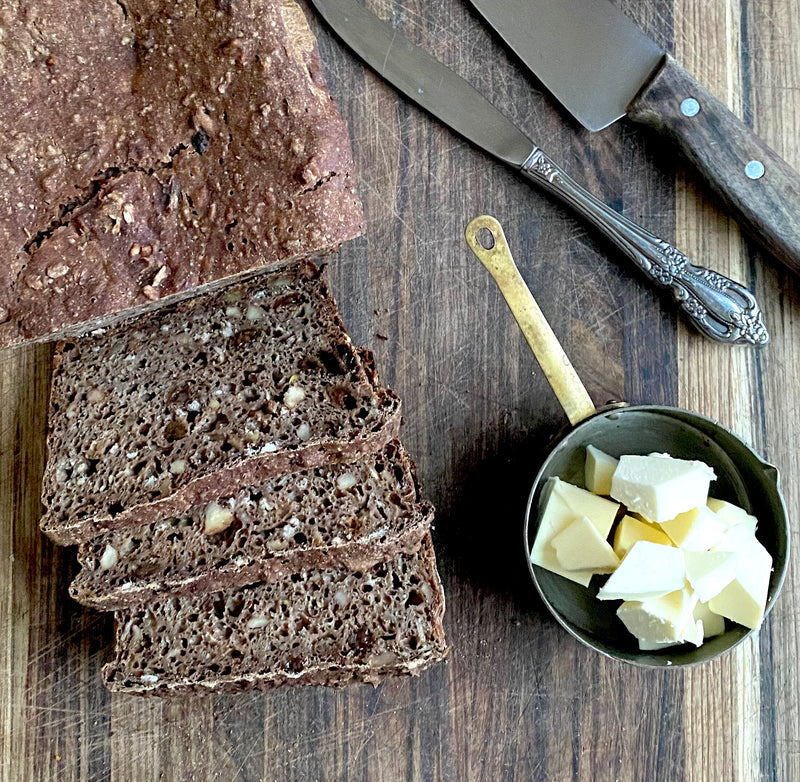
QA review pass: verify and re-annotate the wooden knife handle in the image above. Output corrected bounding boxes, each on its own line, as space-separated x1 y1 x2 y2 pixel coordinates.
628 54 800 275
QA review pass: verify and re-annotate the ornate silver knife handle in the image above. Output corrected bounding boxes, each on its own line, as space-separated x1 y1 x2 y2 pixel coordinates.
520 147 769 346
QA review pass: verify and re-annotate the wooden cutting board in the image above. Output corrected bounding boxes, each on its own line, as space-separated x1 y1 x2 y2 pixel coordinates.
2 1 800 780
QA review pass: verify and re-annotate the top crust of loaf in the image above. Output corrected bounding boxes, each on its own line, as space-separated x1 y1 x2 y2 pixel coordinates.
40 262 401 544
0 0 363 349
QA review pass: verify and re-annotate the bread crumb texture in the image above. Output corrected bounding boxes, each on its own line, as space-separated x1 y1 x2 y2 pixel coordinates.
71 441 433 609
40 262 398 543
102 536 448 694
0 0 363 348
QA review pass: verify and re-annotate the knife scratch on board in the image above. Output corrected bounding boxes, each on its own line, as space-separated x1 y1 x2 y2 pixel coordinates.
381 30 399 75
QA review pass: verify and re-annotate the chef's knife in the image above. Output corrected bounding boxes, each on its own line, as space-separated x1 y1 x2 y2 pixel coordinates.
307 0 768 345
468 0 800 275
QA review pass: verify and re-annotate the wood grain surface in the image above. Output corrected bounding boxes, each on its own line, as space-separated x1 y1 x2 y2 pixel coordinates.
2 0 799 780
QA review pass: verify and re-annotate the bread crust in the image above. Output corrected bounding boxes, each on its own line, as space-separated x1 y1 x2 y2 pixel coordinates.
0 0 363 349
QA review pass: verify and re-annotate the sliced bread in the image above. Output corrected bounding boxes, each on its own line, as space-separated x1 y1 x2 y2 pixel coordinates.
40 262 401 545
102 534 448 695
70 440 433 610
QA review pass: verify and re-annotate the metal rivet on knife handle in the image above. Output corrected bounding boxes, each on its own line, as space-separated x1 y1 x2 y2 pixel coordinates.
680 98 701 117
628 55 800 273
519 148 770 346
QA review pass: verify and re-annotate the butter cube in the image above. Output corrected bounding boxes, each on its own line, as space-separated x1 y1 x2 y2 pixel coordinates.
617 585 698 644
550 478 620 538
551 516 620 573
610 454 716 523
684 549 737 602
638 619 704 650
707 498 758 535
613 515 673 559
680 617 704 647
585 445 619 495
530 491 591 587
638 638 675 651
597 541 685 601
693 600 726 638
708 538 772 629
530 479 618 587
712 523 757 553
660 506 725 551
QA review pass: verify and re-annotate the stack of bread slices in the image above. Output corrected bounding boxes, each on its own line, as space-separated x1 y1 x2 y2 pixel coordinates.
39 261 447 695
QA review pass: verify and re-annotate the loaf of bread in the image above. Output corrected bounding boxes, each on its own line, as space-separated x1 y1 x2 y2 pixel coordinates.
40 262 401 545
0 0 362 349
102 534 447 695
71 441 434 609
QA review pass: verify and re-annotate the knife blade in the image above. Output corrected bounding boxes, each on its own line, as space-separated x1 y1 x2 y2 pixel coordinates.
307 0 768 345
469 0 800 274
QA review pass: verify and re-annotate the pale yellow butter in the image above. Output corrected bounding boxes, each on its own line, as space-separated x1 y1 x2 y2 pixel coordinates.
712 523 758 553
551 516 620 573
660 506 725 551
530 478 620 586
549 478 619 538
708 538 772 629
680 617 704 647
707 498 758 535
610 453 715 523
684 549 737 602
597 541 685 601
693 600 726 638
584 445 618 495
613 514 672 559
638 618 704 650
638 638 675 651
616 585 698 644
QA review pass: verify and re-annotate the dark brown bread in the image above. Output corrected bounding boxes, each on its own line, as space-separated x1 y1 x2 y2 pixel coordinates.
102 535 448 695
0 0 362 349
40 263 401 545
70 441 433 610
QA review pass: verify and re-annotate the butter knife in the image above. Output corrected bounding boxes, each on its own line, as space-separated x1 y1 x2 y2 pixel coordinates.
308 0 768 345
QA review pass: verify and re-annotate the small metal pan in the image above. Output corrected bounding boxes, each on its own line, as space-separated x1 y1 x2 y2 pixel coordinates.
465 215 789 667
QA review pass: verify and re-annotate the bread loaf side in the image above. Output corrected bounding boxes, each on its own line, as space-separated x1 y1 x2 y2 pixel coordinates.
0 0 362 348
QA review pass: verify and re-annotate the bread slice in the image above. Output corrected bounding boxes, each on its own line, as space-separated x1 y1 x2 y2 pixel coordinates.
70 441 433 610
0 0 362 349
102 534 448 695
40 262 401 545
